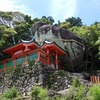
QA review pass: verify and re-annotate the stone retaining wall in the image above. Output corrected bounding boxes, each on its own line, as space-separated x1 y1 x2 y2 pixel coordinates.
0 61 91 96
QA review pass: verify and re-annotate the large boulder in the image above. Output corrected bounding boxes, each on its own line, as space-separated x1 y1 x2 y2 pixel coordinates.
32 22 85 71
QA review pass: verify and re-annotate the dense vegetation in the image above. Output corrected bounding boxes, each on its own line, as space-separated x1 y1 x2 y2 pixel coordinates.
0 80 100 100
0 11 100 70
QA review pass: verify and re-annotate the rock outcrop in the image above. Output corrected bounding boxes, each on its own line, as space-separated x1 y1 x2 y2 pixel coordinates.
0 12 24 28
31 22 85 71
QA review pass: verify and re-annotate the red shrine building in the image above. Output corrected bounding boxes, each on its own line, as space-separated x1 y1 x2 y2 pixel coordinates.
0 40 66 72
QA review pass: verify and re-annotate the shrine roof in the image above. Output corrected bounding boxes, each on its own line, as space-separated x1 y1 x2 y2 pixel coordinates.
41 40 67 55
2 39 39 54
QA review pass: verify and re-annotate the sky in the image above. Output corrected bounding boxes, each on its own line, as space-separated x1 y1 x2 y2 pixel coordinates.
0 0 100 25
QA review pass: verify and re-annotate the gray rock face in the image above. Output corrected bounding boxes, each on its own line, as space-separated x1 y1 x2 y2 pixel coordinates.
31 22 85 71
0 12 24 28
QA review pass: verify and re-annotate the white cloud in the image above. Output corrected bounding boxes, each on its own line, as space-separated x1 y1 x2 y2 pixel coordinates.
0 0 30 15
50 0 78 22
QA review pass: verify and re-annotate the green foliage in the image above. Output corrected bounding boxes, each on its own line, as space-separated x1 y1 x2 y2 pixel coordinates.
65 17 83 27
47 16 54 24
0 12 13 21
33 16 54 24
60 22 71 29
66 84 86 100
14 64 21 75
2 87 19 99
65 79 87 100
66 83 100 100
69 24 100 67
31 86 66 100
0 25 17 48
0 12 33 48
38 88 48 100
57 70 65 77
24 15 33 24
51 97 65 100
28 60 35 69
31 86 40 100
75 85 85 100
89 85 100 100
13 20 22 26
95 36 100 59
4 28 17 35
72 79 81 87
31 86 48 100
40 18 50 24
14 22 32 42
6 64 21 80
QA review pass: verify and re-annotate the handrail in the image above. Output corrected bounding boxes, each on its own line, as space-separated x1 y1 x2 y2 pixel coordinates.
0 48 49 72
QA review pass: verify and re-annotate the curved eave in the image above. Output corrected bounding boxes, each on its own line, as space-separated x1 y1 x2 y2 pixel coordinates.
20 39 39 46
41 42 66 55
2 40 39 54
2 43 23 54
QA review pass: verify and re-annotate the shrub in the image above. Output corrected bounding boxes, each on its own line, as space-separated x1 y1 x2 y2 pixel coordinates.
66 84 86 100
75 85 85 100
57 70 65 77
31 86 48 100
89 85 100 100
2 87 19 99
28 60 35 69
54 97 65 100
31 86 40 100
72 79 81 87
6 64 21 75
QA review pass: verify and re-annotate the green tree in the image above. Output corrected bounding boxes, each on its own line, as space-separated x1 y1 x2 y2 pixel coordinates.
47 16 54 24
33 18 40 23
40 16 50 24
0 25 17 48
69 24 100 69
60 22 71 29
14 22 31 42
1 12 13 21
33 16 54 24
24 15 33 24
96 36 100 59
65 17 83 27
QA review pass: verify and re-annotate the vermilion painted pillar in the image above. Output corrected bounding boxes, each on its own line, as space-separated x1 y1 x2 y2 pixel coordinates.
38 50 41 61
25 55 28 64
14 59 16 68
47 49 50 65
55 52 58 70
4 62 6 71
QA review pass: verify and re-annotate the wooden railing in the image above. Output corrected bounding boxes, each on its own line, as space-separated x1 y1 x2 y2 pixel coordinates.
90 76 100 84
39 49 49 65
0 48 49 72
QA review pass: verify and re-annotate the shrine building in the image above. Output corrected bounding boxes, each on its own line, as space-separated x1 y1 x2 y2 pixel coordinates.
0 40 66 72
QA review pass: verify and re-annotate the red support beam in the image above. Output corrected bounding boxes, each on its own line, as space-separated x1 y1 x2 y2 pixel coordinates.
55 52 58 70
24 55 28 64
14 59 16 68
38 50 41 61
47 49 50 65
4 62 6 71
